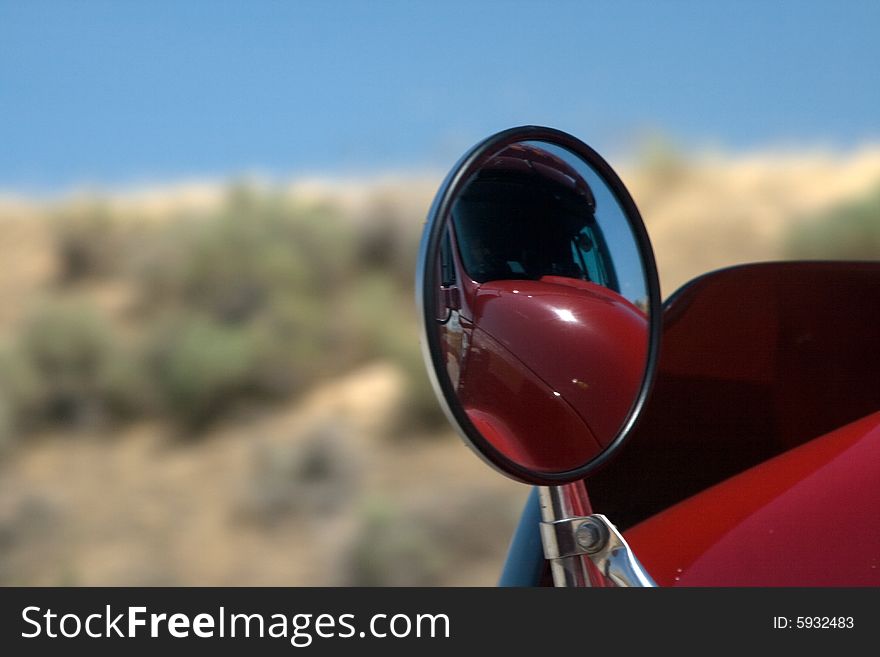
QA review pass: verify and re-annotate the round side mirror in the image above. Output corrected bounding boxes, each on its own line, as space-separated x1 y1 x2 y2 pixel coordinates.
417 126 661 484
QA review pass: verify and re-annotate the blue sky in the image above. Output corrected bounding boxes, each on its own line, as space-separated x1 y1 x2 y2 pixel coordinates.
2 1 879 190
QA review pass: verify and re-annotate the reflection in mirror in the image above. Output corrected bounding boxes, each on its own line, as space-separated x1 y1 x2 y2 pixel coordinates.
429 138 652 476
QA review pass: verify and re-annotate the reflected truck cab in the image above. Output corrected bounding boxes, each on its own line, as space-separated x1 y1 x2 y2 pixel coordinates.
436 144 648 473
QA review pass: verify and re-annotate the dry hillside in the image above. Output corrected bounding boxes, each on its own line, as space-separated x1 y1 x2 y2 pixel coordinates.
1 144 879 585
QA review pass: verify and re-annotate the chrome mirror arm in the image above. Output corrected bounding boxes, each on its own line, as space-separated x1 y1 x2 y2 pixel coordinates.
577 514 657 587
539 485 656 587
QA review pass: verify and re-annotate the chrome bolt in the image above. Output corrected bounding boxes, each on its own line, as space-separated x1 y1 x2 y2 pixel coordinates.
575 519 604 552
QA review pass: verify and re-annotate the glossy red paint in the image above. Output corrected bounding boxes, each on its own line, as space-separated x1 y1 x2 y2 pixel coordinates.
445 274 647 472
625 411 880 586
587 262 880 530
461 326 602 471
580 261 880 585
470 278 647 447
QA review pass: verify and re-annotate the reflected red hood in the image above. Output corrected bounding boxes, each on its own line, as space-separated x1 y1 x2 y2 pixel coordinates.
470 277 648 445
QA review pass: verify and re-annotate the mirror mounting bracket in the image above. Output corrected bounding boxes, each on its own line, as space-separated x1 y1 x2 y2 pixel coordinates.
539 485 656 587
440 286 460 311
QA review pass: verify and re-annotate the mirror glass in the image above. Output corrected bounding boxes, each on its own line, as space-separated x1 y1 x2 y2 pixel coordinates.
420 129 659 482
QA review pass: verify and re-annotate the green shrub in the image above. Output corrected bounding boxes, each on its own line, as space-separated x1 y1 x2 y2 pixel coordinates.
638 132 689 186
2 182 437 440
785 184 880 259
134 188 355 324
147 315 262 429
344 499 445 586
237 420 359 525
343 493 521 586
0 300 142 432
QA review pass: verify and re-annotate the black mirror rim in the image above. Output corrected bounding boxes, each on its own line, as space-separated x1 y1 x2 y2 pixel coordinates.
416 125 662 485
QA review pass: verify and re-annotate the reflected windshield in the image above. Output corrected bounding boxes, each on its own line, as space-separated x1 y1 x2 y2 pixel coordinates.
451 175 619 291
